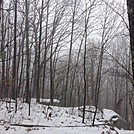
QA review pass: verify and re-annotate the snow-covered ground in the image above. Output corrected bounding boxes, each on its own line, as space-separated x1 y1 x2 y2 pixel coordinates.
0 124 134 134
0 99 133 134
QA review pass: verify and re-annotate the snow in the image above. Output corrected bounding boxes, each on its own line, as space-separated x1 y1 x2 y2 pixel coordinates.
0 125 134 134
0 126 117 134
0 99 133 134
102 109 120 121
40 98 60 104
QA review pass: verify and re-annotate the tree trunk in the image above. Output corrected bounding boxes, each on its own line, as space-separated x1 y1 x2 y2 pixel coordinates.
12 0 17 113
42 1 49 99
127 0 134 129
25 0 31 116
0 2 5 99
64 0 77 106
127 0 134 79
82 3 90 123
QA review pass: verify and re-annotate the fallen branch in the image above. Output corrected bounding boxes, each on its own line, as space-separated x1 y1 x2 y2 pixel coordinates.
10 123 109 128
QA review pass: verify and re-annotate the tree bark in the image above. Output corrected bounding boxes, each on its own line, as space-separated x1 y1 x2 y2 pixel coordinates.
82 3 88 123
127 0 134 79
0 2 5 99
12 0 17 113
25 0 31 116
127 0 134 129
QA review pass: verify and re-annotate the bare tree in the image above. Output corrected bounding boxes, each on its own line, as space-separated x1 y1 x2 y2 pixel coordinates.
92 1 121 126
25 0 31 115
126 0 134 129
36 0 44 103
0 2 5 99
82 2 90 123
64 0 77 106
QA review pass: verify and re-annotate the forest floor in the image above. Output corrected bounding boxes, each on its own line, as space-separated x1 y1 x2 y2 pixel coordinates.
0 98 133 134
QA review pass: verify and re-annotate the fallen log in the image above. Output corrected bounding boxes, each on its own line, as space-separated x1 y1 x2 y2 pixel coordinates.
10 123 108 128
